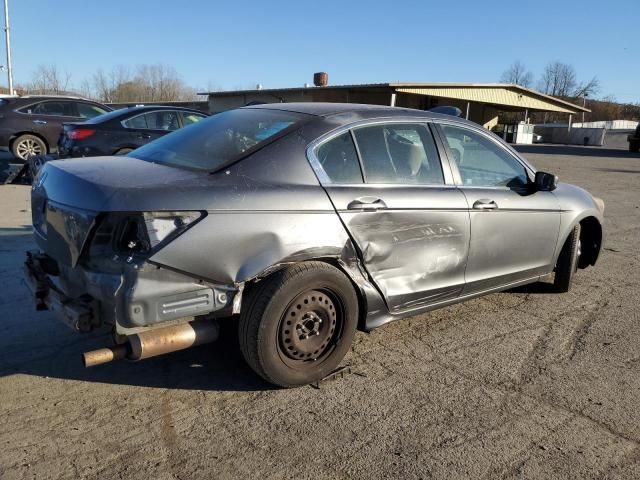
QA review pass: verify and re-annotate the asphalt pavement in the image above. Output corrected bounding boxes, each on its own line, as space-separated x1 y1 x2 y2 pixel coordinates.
0 143 639 479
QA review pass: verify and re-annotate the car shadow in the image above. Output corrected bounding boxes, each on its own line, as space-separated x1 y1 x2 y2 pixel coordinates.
0 227 274 393
514 144 636 159
507 281 558 294
0 317 275 392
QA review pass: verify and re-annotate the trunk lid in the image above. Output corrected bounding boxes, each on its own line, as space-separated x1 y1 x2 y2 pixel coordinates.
32 156 213 266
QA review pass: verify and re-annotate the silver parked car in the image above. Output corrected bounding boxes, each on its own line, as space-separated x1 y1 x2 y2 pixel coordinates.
24 103 605 387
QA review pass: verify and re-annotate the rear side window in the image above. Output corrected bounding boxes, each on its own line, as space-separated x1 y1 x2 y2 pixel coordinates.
352 123 444 184
123 111 180 131
123 114 148 129
22 101 76 116
77 102 108 119
144 111 180 130
129 108 308 172
315 132 363 184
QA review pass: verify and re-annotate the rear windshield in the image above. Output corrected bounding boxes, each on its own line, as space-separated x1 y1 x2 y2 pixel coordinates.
129 108 309 172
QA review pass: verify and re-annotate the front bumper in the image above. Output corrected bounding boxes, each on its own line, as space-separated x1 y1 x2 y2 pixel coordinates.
24 250 236 333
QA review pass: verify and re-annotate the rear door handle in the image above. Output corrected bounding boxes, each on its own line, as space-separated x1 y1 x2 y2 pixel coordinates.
138 133 151 139
32 120 47 125
347 197 387 211
473 199 498 210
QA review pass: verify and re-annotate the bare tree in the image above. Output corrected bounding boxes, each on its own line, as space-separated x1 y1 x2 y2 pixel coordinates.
27 64 72 94
91 65 132 102
574 76 601 99
88 64 197 102
500 61 534 88
539 61 578 97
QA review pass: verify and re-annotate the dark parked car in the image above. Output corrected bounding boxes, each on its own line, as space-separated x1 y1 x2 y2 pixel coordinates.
0 95 112 160
628 123 640 152
24 103 605 387
58 105 208 158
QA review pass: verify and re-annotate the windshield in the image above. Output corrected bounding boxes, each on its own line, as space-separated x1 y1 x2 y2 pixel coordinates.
128 108 310 171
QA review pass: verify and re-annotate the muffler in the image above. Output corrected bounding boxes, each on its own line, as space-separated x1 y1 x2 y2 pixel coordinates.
82 319 219 367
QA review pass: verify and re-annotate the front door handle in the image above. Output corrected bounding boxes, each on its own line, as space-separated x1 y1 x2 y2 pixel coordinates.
32 120 47 125
473 199 498 210
347 197 387 211
138 133 151 139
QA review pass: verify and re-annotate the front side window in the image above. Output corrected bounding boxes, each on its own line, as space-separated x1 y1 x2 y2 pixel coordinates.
77 102 108 119
440 125 528 188
129 108 308 172
352 123 444 184
315 132 362 184
182 112 206 126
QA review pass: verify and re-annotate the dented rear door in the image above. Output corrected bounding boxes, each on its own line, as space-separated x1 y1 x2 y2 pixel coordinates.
310 122 470 313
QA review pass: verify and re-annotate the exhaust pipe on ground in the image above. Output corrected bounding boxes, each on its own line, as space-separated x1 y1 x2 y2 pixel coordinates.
82 319 219 367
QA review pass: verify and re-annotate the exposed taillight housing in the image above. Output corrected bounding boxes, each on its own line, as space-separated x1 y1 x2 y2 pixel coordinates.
67 128 96 140
114 212 205 255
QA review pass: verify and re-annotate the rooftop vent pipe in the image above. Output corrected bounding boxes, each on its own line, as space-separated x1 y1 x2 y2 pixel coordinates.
313 72 328 87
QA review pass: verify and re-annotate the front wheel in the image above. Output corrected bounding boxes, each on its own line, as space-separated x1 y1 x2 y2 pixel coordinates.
239 262 358 387
629 142 640 153
554 224 581 293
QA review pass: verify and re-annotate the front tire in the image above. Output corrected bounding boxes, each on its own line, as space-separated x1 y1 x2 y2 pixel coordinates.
554 224 581 293
239 262 358 387
629 142 640 153
12 134 47 161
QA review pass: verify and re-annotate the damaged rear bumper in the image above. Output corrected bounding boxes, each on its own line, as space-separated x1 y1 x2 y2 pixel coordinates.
24 250 238 333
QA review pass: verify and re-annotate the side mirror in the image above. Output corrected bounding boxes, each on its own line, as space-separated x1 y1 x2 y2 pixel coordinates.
534 171 558 191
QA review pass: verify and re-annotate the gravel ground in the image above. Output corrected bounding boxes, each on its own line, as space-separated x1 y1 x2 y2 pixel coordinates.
0 144 639 479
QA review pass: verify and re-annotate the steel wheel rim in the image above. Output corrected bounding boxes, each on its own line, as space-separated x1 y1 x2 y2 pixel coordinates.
16 138 43 159
277 288 344 368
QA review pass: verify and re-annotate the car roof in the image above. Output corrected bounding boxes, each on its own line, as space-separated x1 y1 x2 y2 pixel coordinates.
243 102 461 122
13 95 100 102
79 105 207 124
113 105 207 113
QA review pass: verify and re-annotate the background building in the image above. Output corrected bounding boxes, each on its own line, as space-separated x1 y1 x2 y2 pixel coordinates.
200 81 589 131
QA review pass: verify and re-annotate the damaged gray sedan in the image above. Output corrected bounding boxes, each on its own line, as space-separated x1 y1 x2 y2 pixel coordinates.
24 103 604 387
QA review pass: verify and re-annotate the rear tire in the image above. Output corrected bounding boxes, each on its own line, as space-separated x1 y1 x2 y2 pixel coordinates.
12 134 47 161
554 224 581 293
238 262 358 387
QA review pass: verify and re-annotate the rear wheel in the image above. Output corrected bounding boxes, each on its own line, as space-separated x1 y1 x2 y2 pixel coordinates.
12 134 47 161
554 224 581 293
239 262 358 387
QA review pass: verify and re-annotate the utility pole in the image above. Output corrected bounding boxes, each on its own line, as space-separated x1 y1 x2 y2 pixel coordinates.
582 93 588 125
3 0 12 95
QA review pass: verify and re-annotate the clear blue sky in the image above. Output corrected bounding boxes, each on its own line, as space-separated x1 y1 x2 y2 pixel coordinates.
7 0 639 102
